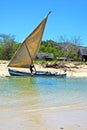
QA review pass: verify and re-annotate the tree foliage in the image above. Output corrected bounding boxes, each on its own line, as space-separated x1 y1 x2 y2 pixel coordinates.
0 34 19 60
39 40 79 60
0 34 81 60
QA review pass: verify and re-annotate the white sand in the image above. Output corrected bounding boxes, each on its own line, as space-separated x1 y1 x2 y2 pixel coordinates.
0 60 87 77
0 104 87 130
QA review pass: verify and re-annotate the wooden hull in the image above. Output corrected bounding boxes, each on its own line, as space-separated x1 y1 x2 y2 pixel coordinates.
8 68 66 78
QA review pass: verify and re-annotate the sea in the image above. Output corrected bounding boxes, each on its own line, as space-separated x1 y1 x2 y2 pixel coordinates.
0 77 87 129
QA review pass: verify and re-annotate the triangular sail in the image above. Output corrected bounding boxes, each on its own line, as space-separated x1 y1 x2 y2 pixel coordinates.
8 12 51 68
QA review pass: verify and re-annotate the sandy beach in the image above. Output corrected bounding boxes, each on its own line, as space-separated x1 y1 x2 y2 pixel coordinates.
0 104 87 130
0 60 87 130
1 60 87 77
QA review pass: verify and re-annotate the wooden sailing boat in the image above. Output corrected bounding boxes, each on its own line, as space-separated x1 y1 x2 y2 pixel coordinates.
8 12 66 77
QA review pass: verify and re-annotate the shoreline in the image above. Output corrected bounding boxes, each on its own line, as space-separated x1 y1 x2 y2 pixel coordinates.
0 60 87 77
0 60 87 130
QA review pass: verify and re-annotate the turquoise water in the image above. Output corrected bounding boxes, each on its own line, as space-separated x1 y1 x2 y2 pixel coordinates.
0 77 87 109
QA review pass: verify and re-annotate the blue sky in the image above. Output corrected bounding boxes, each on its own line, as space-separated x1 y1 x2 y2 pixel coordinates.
0 0 87 46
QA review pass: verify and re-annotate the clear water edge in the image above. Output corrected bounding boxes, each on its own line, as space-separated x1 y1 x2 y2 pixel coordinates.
0 77 87 111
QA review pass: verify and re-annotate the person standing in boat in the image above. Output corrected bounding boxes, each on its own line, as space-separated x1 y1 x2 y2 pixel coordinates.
30 64 36 73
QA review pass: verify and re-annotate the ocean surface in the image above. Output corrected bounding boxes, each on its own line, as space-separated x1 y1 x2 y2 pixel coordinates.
0 77 87 129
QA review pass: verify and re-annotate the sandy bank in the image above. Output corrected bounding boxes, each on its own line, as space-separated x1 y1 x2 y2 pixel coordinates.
0 60 87 77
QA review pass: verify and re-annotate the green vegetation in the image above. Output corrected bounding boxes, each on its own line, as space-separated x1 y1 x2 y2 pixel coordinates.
39 40 79 60
0 34 84 61
0 34 19 60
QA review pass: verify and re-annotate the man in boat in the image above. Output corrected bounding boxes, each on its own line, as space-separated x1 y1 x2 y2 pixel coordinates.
30 64 36 73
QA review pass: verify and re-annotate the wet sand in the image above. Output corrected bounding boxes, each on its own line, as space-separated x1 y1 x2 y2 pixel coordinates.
0 104 87 130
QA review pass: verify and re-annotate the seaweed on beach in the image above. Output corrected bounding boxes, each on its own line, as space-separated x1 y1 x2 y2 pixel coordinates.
45 62 79 69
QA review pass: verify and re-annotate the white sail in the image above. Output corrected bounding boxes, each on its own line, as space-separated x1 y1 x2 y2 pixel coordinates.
8 12 51 68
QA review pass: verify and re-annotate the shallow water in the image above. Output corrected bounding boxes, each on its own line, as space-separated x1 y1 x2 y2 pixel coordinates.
0 77 87 107
0 77 87 129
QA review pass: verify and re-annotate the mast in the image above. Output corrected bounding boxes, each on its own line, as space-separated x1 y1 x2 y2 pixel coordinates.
25 42 36 72
25 11 52 73
47 11 52 16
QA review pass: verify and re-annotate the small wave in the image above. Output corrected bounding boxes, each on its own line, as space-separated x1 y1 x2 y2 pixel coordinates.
23 102 87 113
